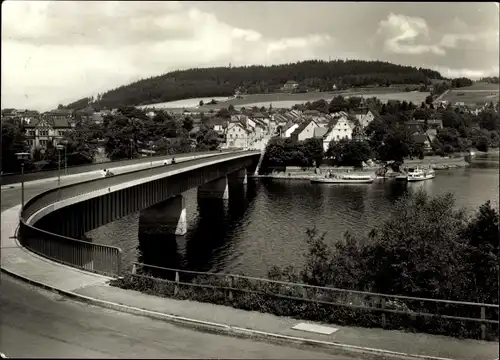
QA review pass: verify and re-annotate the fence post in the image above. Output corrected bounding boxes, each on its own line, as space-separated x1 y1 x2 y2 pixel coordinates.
174 271 179 296
228 276 234 301
302 286 308 300
480 306 486 340
131 264 137 275
381 297 386 328
117 250 122 276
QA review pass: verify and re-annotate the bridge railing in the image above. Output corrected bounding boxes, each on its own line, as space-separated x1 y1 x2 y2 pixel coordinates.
126 262 499 340
18 151 259 278
1 149 227 186
18 223 122 277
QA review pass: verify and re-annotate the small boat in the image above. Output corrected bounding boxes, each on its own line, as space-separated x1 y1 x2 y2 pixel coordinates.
406 167 436 182
311 173 374 184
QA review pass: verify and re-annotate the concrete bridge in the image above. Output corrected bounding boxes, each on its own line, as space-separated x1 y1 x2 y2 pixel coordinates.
18 151 260 274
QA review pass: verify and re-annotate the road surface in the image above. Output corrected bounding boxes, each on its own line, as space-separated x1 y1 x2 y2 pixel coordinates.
1 160 361 359
0 276 359 359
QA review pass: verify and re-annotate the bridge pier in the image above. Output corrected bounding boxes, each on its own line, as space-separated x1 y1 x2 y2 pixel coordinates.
139 195 187 236
227 168 247 185
197 176 229 200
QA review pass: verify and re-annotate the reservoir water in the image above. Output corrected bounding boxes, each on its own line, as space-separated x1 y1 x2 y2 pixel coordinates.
87 153 499 277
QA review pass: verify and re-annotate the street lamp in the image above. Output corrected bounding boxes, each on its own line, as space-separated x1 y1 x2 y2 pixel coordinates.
15 152 30 208
56 144 64 186
129 138 134 160
59 139 68 175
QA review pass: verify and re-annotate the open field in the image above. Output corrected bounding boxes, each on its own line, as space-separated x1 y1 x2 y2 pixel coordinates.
441 83 499 105
230 91 429 109
454 83 499 91
140 87 430 111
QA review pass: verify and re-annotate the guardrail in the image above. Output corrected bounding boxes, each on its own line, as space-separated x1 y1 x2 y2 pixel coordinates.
128 262 500 340
18 151 260 277
1 149 231 186
18 223 122 276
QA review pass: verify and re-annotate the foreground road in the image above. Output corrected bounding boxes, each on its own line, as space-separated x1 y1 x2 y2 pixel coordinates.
1 160 361 359
0 276 358 359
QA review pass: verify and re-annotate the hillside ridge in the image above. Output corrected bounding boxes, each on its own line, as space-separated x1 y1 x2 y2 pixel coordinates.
64 59 445 110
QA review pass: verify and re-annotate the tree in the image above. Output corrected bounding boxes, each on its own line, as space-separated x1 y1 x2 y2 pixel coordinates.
326 139 371 167
63 124 99 166
301 138 324 167
104 115 145 160
199 100 204 106
475 136 489 152
461 201 499 304
182 116 194 132
1 119 29 173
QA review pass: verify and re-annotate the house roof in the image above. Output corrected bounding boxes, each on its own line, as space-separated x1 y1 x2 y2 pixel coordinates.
303 110 321 116
313 127 328 138
291 120 316 136
412 133 428 144
44 109 74 116
252 112 266 118
285 80 298 85
284 123 298 133
208 117 228 126
24 117 72 128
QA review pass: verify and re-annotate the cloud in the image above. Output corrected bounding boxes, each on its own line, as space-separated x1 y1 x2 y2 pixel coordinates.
433 66 500 79
377 13 445 55
1 1 333 110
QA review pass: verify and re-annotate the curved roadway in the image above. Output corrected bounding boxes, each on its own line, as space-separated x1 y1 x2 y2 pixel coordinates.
0 158 359 359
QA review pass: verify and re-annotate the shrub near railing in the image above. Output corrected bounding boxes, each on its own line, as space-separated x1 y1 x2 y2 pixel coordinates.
110 263 499 341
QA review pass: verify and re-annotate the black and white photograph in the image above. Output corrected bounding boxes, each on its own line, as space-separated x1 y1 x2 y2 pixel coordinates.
1 1 499 359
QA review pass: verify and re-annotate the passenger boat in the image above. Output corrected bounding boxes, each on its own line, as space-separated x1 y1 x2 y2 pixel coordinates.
406 167 436 182
311 173 374 184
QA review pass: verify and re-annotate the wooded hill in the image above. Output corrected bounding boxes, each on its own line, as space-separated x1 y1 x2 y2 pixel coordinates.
65 59 445 110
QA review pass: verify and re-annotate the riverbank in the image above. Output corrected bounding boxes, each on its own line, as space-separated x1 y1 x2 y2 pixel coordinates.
252 157 470 180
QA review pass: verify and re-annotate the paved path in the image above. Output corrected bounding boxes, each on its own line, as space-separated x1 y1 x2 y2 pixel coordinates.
1 156 498 360
0 276 355 359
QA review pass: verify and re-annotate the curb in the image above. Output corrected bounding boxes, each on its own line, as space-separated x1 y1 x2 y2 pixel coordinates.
0 267 456 360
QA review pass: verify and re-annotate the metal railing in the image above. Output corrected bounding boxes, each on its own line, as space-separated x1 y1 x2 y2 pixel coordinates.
1 149 232 186
17 150 260 277
18 222 122 276
129 262 499 340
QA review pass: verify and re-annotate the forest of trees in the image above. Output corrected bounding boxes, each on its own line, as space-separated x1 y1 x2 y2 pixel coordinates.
64 60 445 110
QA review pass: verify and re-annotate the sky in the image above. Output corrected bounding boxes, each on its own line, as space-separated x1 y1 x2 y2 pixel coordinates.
2 1 499 111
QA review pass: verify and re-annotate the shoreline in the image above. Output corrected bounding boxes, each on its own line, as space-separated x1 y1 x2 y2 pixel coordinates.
252 158 471 180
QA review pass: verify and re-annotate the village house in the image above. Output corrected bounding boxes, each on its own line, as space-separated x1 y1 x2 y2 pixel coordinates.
319 116 355 151
280 123 299 138
412 133 433 152
302 110 324 122
1 109 40 125
281 80 299 92
290 119 319 142
252 112 275 135
405 119 443 133
207 117 228 135
24 116 73 151
43 109 74 122
352 109 377 129
226 121 251 148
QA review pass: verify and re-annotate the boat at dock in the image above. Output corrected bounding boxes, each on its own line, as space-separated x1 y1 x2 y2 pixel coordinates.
406 167 436 182
311 173 374 184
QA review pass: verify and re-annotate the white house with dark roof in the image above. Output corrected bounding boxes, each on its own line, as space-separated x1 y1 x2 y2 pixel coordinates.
226 121 251 148
321 116 355 151
290 119 319 142
353 109 377 129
